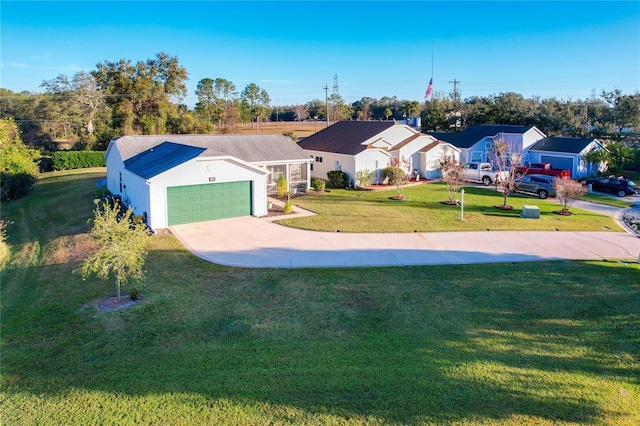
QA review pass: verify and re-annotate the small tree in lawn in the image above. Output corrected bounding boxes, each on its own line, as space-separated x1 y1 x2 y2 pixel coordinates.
438 156 465 204
81 201 148 301
555 177 587 215
489 138 523 209
383 156 411 199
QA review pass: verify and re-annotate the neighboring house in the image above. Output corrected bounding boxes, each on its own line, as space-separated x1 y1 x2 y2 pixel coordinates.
389 135 460 179
418 140 461 179
527 136 605 178
105 134 311 229
429 125 547 165
298 121 459 183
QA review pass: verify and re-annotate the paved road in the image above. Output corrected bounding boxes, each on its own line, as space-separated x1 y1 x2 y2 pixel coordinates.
170 197 640 268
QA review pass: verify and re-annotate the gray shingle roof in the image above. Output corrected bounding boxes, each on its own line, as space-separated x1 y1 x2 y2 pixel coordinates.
110 134 310 163
297 121 396 155
429 125 536 148
529 136 599 154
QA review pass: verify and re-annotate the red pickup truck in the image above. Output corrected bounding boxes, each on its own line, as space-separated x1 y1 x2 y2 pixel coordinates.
514 163 571 179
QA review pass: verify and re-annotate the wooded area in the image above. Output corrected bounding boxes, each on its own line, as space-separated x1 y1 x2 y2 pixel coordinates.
0 52 638 154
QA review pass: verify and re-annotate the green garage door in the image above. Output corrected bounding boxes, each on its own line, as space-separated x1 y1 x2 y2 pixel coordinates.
167 181 252 226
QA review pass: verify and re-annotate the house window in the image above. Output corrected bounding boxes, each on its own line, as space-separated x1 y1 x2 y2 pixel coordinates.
471 152 482 163
119 172 122 192
335 160 341 170
315 156 323 163
289 163 307 183
266 164 286 193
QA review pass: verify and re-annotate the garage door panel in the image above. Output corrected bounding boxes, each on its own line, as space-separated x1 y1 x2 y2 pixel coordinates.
167 181 252 226
540 155 574 172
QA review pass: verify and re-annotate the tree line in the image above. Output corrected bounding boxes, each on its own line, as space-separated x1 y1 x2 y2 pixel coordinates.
0 52 638 153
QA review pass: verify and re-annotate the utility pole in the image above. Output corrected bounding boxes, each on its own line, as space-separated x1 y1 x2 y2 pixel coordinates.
323 84 329 127
449 79 461 104
449 79 462 130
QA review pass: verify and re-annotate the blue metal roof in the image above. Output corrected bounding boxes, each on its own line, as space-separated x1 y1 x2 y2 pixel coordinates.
124 142 206 179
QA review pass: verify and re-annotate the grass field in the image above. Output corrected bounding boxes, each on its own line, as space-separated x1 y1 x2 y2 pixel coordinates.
1 169 639 425
280 183 622 233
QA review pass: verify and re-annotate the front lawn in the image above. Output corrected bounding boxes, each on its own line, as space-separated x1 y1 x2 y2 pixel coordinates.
2 170 639 425
580 192 635 209
279 183 621 233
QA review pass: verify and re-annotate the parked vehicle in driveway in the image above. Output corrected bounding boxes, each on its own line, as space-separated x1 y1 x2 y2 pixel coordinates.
584 176 638 197
514 174 557 199
514 162 571 179
463 162 508 186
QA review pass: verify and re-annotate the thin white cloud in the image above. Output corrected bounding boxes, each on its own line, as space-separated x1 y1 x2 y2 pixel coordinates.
31 52 52 60
8 62 29 68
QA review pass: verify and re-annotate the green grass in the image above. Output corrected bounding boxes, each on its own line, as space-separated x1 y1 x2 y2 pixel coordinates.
579 192 634 209
280 184 621 232
2 169 639 425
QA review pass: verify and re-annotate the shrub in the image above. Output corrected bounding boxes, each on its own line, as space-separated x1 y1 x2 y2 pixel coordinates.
439 157 465 203
355 169 374 187
51 151 106 171
311 179 326 191
129 287 140 301
382 167 405 185
0 118 39 202
327 170 347 188
0 220 9 271
0 172 37 202
555 177 587 214
276 175 288 198
284 199 293 213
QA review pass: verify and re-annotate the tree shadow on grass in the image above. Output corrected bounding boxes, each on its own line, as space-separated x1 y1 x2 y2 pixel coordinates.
2 257 639 424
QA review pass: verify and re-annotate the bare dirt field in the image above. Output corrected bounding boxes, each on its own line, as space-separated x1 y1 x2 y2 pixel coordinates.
233 121 327 138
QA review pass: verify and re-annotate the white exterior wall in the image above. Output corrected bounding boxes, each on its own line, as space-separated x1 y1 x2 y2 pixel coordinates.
105 147 125 197
146 157 268 229
306 149 356 182
522 128 546 150
394 135 437 175
420 144 461 179
580 141 607 176
354 149 391 184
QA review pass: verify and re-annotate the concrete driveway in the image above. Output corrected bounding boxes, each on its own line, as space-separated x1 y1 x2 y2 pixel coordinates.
169 201 640 268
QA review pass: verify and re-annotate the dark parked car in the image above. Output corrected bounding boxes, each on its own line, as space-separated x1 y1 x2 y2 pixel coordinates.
584 176 638 197
514 174 557 199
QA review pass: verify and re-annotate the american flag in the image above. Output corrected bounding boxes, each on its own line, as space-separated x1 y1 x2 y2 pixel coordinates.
424 78 433 99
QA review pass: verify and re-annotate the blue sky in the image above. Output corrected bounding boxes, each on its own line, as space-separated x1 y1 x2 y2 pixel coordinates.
1 1 639 107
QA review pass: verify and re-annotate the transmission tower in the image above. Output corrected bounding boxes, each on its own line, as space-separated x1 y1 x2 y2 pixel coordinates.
449 78 461 104
333 74 339 95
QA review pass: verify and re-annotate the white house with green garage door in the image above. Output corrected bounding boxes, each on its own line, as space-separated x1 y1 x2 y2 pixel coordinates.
105 134 312 230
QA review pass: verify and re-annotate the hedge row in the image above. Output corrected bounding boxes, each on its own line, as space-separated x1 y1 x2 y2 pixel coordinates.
51 151 106 171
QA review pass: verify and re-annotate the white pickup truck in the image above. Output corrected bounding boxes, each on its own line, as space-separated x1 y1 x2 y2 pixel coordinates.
462 162 508 186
